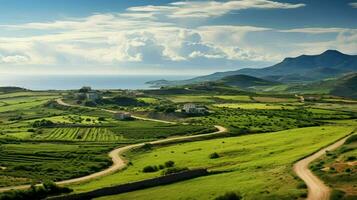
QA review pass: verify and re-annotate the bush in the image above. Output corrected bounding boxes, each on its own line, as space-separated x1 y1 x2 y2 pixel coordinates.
98 117 106 121
214 192 242 200
209 152 220 159
0 182 72 200
345 134 357 144
141 143 153 151
330 189 345 200
164 160 175 168
297 182 307 189
161 167 188 175
32 120 54 128
142 165 158 173
346 156 356 161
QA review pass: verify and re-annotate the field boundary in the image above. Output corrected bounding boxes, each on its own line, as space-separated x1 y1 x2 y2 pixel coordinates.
46 169 208 200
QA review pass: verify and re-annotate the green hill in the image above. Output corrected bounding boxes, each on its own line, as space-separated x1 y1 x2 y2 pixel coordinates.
217 74 280 88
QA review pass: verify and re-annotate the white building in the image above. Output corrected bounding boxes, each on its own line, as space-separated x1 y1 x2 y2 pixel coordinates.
86 91 101 101
182 103 207 114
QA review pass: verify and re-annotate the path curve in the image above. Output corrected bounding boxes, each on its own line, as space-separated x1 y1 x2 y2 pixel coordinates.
293 135 351 200
0 99 227 192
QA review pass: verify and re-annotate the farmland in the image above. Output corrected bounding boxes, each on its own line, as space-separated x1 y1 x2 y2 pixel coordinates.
73 125 355 200
0 91 215 189
0 88 356 200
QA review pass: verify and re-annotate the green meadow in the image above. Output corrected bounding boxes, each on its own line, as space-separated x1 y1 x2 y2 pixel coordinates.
77 125 355 200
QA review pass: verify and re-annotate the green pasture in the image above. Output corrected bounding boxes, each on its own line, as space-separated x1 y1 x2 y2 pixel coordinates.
71 126 355 200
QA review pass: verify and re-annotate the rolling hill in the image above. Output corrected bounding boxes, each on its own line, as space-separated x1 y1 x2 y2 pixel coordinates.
285 73 357 98
216 74 279 88
147 50 357 87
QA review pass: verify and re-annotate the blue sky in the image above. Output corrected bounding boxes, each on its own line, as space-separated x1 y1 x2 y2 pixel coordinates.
0 0 356 75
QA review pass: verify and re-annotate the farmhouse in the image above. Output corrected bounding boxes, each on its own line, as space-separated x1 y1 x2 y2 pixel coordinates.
86 91 101 101
182 103 207 114
114 112 132 120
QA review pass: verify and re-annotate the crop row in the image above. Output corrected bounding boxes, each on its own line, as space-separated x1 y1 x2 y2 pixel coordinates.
38 128 123 141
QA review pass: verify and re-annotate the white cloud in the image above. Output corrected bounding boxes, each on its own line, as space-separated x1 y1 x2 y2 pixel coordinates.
279 27 349 34
128 0 305 18
349 2 357 8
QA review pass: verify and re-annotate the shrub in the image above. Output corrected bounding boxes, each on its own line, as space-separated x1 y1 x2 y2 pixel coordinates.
98 117 106 121
214 192 242 200
142 165 158 173
209 152 220 159
346 156 356 161
0 182 72 200
345 134 357 144
297 182 307 189
141 143 153 151
32 120 54 128
161 167 188 175
164 160 175 168
330 189 345 200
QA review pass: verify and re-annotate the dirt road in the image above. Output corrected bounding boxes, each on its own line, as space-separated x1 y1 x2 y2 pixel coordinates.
293 136 351 200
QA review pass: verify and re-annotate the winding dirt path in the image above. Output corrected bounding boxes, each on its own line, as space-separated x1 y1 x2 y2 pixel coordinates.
0 99 227 192
293 135 351 200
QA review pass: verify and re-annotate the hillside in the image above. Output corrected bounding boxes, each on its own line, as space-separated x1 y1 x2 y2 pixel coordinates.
330 73 357 98
147 50 357 87
285 73 357 98
216 74 279 88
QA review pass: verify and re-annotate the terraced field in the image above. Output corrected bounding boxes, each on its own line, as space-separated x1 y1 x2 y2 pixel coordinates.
37 128 123 142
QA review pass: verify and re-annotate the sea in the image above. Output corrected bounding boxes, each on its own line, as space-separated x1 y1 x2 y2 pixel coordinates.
0 75 194 90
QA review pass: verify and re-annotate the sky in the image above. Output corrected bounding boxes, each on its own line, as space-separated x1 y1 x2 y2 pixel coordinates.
0 0 356 76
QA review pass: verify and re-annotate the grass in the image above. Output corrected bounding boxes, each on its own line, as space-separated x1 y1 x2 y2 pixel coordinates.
68 125 355 200
252 96 296 103
214 95 251 102
136 97 160 104
212 103 293 110
166 95 215 103
0 143 116 187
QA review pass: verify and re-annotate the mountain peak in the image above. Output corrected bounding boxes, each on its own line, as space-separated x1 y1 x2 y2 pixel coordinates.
321 49 344 56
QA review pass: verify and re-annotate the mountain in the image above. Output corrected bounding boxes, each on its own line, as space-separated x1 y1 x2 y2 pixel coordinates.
147 50 357 87
238 50 356 78
216 74 279 88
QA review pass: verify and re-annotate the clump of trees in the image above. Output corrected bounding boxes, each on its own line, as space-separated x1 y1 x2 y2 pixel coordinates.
0 181 72 200
32 119 54 128
142 160 179 174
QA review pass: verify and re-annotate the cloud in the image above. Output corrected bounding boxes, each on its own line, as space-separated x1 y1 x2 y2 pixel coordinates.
128 0 305 18
349 2 357 8
279 27 349 34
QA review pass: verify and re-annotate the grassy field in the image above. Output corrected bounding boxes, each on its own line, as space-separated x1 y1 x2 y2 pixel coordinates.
69 125 355 200
212 103 293 110
166 95 215 103
214 95 252 102
0 142 116 187
310 133 357 200
252 96 297 103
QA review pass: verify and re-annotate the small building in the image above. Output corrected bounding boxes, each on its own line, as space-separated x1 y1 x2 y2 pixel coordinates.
182 103 207 114
114 112 132 120
86 91 101 101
